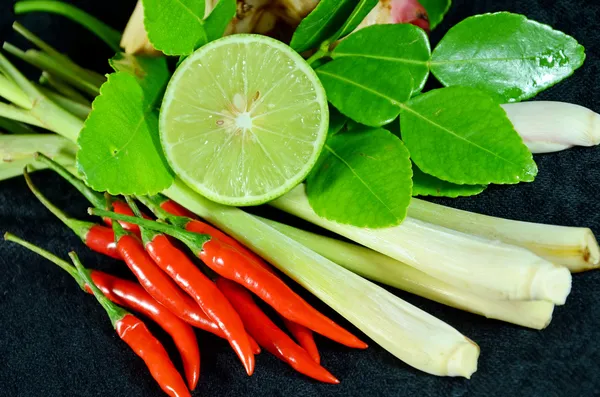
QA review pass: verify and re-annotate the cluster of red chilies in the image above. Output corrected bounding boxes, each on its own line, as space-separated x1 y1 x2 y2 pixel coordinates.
5 153 367 397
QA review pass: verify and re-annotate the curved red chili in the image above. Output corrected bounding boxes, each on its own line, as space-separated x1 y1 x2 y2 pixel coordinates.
95 207 367 350
283 318 320 364
23 168 119 259
71 252 190 397
159 198 198 219
4 233 200 391
217 277 339 384
200 238 366 349
90 272 200 390
145 234 255 376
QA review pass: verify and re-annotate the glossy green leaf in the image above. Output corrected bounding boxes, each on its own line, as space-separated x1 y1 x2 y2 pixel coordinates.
333 0 379 41
77 57 174 195
316 58 413 127
400 87 537 185
332 24 431 93
412 163 486 197
204 0 237 41
290 0 357 53
430 12 585 102
328 106 347 135
420 0 451 29
142 0 235 55
307 128 412 228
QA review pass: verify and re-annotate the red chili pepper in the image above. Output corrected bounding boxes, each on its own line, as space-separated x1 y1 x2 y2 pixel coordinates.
217 277 339 384
156 197 315 359
126 197 255 376
70 252 190 397
3 233 201 391
95 208 367 350
23 168 119 259
283 318 320 364
34 152 149 233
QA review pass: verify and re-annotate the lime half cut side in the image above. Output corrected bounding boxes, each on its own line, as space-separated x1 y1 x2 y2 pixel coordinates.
160 34 329 206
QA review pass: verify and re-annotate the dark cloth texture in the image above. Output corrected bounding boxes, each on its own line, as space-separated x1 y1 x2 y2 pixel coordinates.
1 0 599 396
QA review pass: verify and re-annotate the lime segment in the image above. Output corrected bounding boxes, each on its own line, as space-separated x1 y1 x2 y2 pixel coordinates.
160 35 329 206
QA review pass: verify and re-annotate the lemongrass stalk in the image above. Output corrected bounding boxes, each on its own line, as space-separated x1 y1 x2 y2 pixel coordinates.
38 86 91 120
271 185 572 305
14 2 122 52
11 22 106 88
408 198 600 273
0 117 37 135
165 178 479 378
0 134 77 162
0 103 44 128
502 101 600 154
0 73 32 109
0 156 76 181
39 72 89 105
260 217 554 330
0 52 83 141
3 44 100 96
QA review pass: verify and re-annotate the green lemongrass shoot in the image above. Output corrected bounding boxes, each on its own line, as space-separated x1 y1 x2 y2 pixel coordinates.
162 179 480 378
260 217 554 330
14 1 122 52
0 117 37 134
0 52 84 141
39 72 90 105
271 185 572 305
502 101 600 154
37 86 91 120
408 198 600 273
0 73 32 109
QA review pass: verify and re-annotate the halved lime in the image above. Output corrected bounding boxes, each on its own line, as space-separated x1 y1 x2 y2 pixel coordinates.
160 34 329 206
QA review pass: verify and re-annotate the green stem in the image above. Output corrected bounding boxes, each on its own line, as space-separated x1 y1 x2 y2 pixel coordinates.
3 43 100 96
124 196 159 245
14 1 122 52
0 73 32 109
0 52 84 142
306 46 330 67
91 207 209 249
4 232 83 288
38 86 91 120
11 23 106 88
23 166 91 240
0 155 75 182
70 252 128 328
0 117 37 134
137 195 189 229
39 72 89 105
34 152 104 208
0 102 44 127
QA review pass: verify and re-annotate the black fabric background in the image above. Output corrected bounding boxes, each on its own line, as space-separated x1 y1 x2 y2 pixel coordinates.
1 0 599 396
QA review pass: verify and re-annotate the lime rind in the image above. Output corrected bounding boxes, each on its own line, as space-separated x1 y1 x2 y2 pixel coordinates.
160 34 329 206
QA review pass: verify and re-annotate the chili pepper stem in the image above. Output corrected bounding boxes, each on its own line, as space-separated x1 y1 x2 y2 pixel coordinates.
70 251 129 328
139 195 190 229
23 166 91 240
125 196 159 245
34 152 105 208
91 208 210 248
4 232 84 288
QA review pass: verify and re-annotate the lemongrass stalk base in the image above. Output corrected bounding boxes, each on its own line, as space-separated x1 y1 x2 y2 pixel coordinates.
261 217 555 330
271 185 572 305
165 178 480 378
408 198 600 272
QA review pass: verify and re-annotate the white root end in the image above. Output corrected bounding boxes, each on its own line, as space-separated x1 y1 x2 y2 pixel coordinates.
447 339 479 379
502 101 600 154
529 266 572 305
